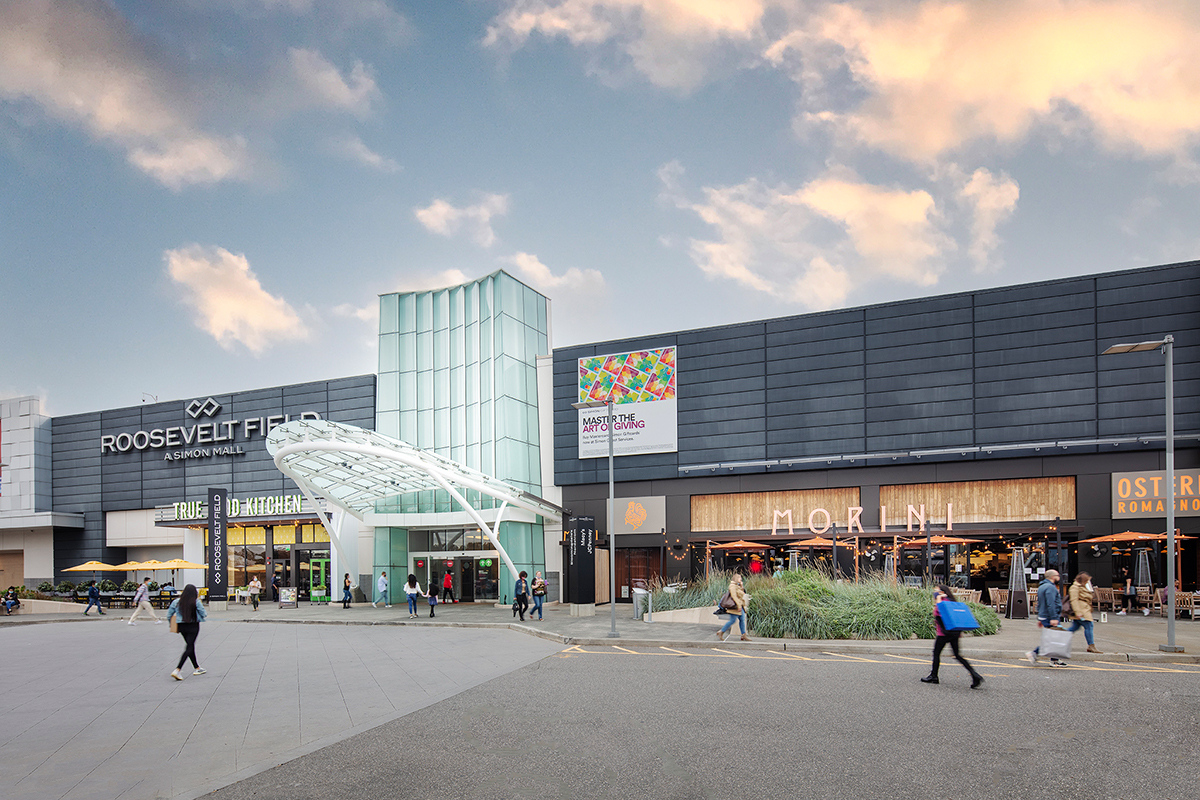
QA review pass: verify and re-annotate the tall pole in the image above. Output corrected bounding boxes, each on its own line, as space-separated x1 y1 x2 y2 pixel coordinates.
1164 336 1178 651
607 398 618 638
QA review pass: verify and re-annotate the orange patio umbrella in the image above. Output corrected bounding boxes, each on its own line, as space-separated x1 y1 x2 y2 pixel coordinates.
901 535 985 546
709 540 772 550
1075 530 1194 544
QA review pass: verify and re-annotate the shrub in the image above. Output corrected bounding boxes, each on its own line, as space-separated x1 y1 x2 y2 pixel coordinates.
121 580 138 592
649 569 1001 641
37 581 54 593
99 580 119 592
56 580 76 593
148 581 160 592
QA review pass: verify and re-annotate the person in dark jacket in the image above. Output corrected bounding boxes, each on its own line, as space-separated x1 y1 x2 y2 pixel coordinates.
83 581 106 615
513 571 529 621
1026 570 1067 666
921 585 983 688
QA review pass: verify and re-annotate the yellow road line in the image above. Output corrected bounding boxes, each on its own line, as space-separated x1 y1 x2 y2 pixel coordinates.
884 654 930 664
822 651 885 663
659 646 693 656
611 645 642 655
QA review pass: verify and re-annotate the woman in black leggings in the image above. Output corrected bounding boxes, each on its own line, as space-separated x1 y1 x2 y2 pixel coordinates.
167 584 208 680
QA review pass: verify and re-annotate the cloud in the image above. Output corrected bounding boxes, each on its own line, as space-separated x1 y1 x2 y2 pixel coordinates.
287 48 377 115
414 195 509 247
329 134 400 172
0 1 251 189
505 252 607 296
956 167 1019 270
165 245 308 353
660 161 953 309
772 0 1200 164
484 0 770 90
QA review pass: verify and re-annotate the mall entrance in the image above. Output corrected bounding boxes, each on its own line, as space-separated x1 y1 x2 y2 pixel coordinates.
411 554 500 603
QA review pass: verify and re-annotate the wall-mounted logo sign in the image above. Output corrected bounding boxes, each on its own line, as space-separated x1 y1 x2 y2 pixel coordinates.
611 495 666 535
100 402 321 459
1111 469 1200 518
173 494 305 521
186 398 222 419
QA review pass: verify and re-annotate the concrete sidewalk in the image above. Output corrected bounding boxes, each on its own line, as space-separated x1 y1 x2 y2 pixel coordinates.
182 598 1200 662
8 597 1199 661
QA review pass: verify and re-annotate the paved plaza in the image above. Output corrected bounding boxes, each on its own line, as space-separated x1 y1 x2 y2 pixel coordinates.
3 602 1199 799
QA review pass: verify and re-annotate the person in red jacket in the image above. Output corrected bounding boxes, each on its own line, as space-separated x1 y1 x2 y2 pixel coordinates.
442 571 455 604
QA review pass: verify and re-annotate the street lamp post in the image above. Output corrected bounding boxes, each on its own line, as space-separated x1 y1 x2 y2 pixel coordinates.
573 397 619 639
1102 335 1181 653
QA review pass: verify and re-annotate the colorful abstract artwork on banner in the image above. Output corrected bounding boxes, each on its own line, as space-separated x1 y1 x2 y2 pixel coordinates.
577 347 677 459
578 347 675 405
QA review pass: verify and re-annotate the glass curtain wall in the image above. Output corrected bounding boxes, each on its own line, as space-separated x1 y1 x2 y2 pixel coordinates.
375 270 551 592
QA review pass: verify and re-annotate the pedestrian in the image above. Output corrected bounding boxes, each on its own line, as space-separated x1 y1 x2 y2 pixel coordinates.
403 574 426 618
716 573 751 642
442 570 456 604
342 573 353 609
921 585 984 688
513 570 529 621
530 571 547 621
128 576 162 625
1118 567 1136 615
167 584 208 680
271 574 280 602
248 576 262 611
428 588 438 618
372 571 390 608
1026 569 1067 666
1066 571 1102 653
83 580 106 615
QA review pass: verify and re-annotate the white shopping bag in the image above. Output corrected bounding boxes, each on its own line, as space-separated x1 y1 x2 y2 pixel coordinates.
1040 626 1073 660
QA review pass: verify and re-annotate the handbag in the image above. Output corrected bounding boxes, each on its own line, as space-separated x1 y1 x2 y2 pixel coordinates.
718 591 737 611
169 617 178 633
1039 626 1073 660
937 601 980 631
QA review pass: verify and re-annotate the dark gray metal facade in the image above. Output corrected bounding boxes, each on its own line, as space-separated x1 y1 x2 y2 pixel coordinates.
553 261 1199 588
51 375 375 579
554 261 1198 484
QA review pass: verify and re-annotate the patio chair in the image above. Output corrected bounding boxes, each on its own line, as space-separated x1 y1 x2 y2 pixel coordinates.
989 587 1007 614
1094 587 1115 612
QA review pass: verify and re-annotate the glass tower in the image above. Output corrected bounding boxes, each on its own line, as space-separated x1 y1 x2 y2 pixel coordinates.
372 271 550 601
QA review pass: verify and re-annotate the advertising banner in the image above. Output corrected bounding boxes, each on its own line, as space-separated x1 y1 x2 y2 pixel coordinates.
566 516 596 604
1111 469 1200 518
577 347 677 459
207 487 228 602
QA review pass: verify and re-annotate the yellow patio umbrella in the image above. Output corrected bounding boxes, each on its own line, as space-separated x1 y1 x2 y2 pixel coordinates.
62 560 120 587
158 558 207 588
112 561 145 571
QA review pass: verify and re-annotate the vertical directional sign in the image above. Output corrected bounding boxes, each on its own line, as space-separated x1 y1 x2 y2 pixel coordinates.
566 516 595 604
207 487 228 602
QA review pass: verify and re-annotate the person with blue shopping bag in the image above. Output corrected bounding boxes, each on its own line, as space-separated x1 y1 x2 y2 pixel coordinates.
921 585 984 688
1027 569 1068 666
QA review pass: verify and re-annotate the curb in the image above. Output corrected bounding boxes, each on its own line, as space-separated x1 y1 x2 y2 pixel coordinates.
221 616 1200 663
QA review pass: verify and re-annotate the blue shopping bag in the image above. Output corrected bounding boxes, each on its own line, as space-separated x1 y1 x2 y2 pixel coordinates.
938 600 980 632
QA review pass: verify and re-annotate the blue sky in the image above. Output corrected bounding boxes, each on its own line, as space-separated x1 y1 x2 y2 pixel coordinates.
3 0 1198 416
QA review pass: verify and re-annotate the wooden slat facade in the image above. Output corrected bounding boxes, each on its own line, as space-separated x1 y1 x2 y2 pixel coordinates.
691 488 861 532
880 478 1076 526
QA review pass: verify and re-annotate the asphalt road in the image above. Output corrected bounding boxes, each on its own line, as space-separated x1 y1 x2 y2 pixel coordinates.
206 645 1200 800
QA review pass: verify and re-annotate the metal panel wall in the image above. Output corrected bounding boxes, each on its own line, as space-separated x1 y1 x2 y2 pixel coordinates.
50 375 376 579
553 261 1199 485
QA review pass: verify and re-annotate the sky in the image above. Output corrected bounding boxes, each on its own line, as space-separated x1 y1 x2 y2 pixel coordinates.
2 0 1199 417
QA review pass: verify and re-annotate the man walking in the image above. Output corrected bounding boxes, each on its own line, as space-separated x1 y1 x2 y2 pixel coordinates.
128 577 162 625
248 576 262 611
83 581 106 615
372 571 390 608
1027 569 1067 666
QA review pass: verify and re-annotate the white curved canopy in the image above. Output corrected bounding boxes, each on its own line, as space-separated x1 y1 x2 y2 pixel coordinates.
266 419 563 582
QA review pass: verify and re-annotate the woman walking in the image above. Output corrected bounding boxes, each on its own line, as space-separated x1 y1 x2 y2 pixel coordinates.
342 573 353 609
1066 572 1102 653
514 571 529 621
922 585 983 688
716 573 751 642
530 571 547 621
404 574 426 619
167 584 207 680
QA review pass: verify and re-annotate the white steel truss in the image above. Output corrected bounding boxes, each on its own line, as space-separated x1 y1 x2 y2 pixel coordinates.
266 419 564 583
